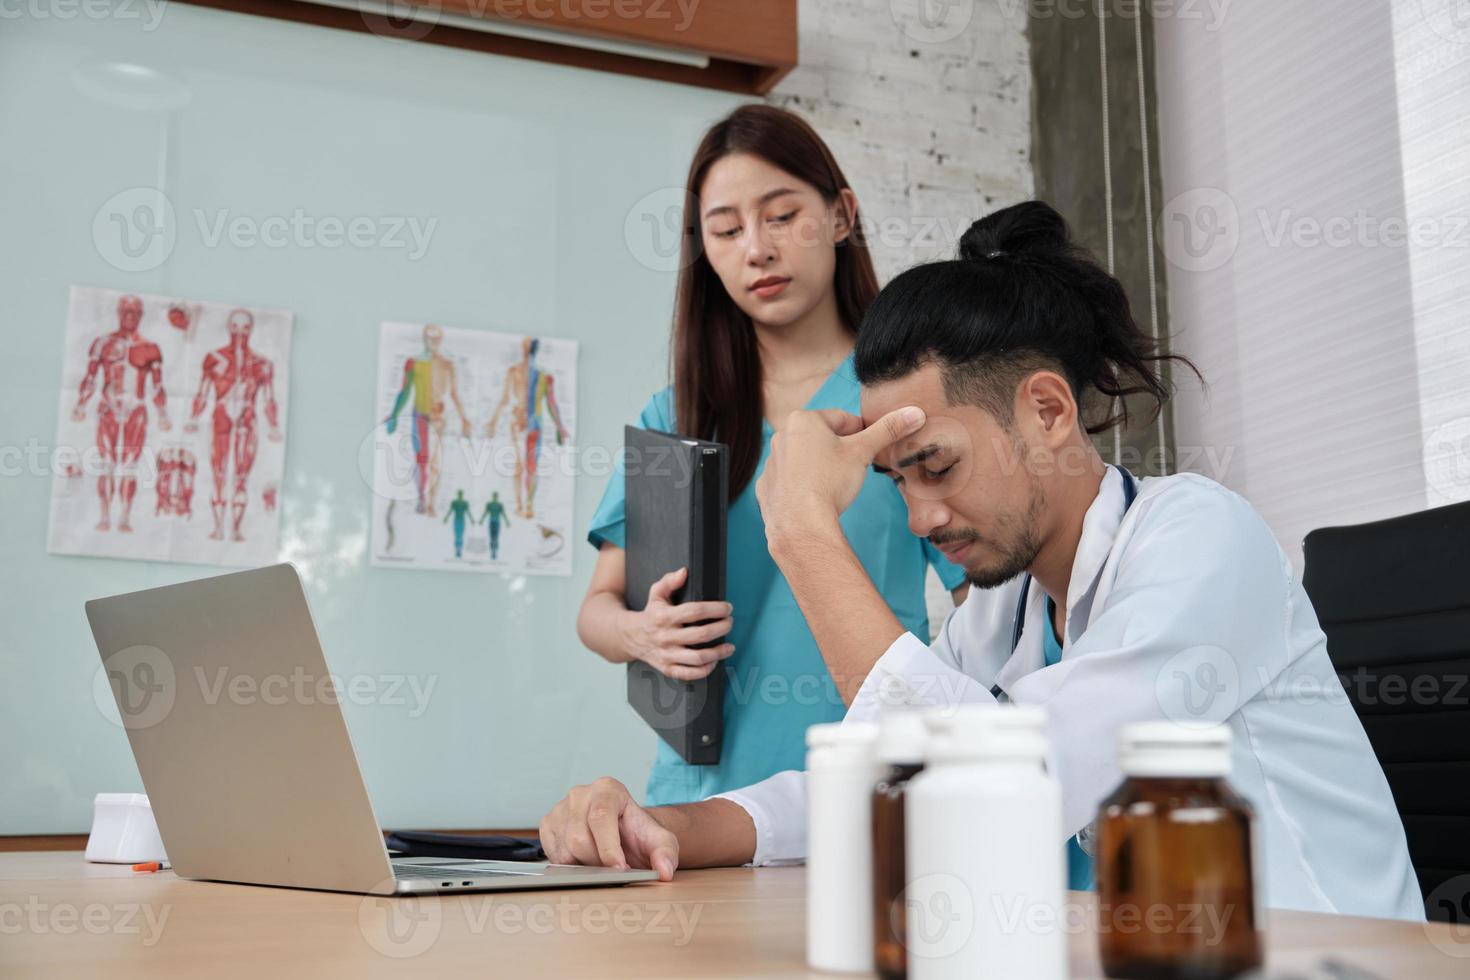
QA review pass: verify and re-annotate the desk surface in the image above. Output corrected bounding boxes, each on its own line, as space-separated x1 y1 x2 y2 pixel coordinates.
2 852 1466 978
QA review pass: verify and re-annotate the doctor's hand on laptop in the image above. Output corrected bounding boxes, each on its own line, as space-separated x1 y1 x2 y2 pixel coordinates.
538 777 756 881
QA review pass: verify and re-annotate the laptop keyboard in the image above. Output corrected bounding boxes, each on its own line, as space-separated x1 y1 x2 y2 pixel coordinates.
393 863 538 881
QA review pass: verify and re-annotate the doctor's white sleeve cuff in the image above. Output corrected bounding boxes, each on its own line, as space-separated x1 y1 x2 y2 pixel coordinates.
846 630 997 725
710 769 807 867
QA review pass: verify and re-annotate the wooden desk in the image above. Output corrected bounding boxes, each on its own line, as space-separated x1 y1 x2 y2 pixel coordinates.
2 852 1466 978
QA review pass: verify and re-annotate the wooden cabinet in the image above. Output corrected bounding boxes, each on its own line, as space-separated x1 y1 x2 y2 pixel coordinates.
181 0 797 93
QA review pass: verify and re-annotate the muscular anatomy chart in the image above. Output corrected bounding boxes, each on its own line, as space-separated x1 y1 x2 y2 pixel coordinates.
48 286 293 566
184 309 284 543
369 322 577 577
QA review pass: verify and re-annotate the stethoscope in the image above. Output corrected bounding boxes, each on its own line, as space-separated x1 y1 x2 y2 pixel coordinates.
993 466 1140 701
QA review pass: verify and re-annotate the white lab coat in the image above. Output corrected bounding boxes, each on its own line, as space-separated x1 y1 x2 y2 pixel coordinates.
715 468 1424 921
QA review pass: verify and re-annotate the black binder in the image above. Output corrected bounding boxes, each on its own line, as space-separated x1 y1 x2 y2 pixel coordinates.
623 426 728 765
385 831 545 862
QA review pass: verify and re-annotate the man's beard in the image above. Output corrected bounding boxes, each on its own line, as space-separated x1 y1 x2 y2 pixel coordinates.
935 482 1046 591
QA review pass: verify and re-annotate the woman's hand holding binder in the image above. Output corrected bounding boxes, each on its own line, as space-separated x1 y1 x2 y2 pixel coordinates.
621 566 735 681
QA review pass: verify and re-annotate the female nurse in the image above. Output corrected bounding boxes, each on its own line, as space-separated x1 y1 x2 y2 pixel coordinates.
577 105 969 806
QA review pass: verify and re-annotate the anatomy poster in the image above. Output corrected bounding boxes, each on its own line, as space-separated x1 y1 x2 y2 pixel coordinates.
48 286 293 566
369 322 577 576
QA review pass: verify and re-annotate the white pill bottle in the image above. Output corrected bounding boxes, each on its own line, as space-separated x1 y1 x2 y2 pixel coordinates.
905 705 1066 980
806 721 881 973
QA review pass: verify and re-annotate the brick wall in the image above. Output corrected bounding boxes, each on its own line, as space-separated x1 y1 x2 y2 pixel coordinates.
768 0 1035 280
768 0 1035 632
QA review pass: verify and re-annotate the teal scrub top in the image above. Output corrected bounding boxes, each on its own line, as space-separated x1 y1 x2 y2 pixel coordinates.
588 353 968 806
1044 596 1094 891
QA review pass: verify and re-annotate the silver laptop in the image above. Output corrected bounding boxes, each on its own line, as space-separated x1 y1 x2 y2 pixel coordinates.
86 563 656 896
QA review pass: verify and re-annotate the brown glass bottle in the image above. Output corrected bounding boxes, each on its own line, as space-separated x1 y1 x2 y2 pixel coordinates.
1096 725 1263 980
872 761 923 980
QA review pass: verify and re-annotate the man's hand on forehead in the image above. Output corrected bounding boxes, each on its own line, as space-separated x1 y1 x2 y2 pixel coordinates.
754 405 928 534
754 404 930 707
810 406 928 462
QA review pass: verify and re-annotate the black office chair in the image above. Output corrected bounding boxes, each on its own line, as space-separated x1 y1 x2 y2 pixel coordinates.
1302 500 1470 923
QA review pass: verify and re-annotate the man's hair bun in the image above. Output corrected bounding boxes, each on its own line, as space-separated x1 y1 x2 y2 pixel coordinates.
958 200 1073 263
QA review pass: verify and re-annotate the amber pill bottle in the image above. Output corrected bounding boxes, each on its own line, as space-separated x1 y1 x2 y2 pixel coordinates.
870 711 926 980
1096 723 1263 980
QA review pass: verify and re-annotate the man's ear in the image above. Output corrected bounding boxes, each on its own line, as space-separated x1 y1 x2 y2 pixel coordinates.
1016 371 1078 446
833 188 858 245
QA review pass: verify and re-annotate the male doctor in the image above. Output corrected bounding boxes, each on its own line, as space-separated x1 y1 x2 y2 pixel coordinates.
539 203 1423 921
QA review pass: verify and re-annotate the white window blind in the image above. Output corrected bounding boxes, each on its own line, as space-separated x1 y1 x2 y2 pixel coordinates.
1153 0 1470 570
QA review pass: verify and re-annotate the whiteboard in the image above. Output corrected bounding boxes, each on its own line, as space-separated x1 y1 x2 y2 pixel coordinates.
0 5 742 833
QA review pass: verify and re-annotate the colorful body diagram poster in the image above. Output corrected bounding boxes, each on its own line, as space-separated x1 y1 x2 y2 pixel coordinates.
48 286 294 566
368 322 577 577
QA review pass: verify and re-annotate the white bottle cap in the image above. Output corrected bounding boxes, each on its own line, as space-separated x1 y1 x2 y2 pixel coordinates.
923 704 1049 762
806 720 878 749
806 721 879 775
875 709 928 764
1118 722 1232 778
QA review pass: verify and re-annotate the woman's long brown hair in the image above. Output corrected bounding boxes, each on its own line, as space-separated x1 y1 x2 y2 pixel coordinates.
672 104 880 499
